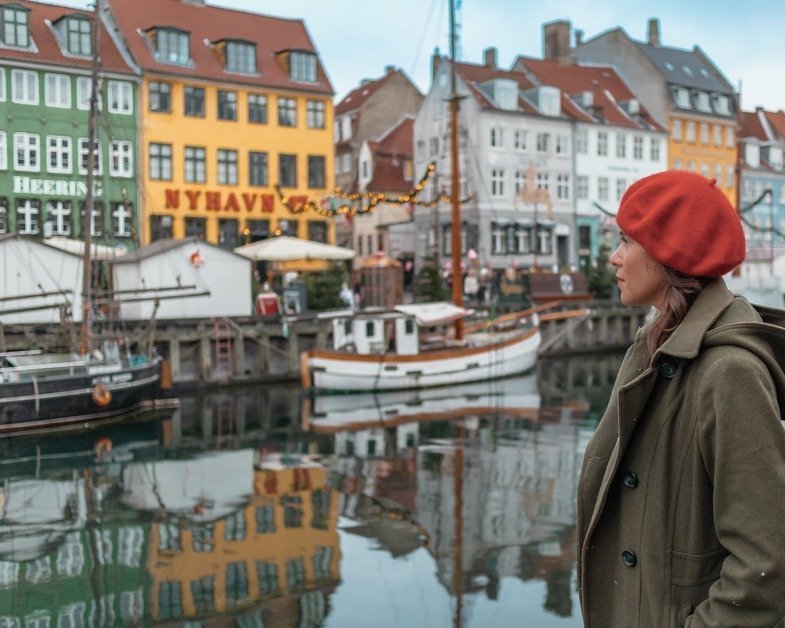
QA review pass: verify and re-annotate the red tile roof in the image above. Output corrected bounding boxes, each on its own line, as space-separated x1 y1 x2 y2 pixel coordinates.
515 56 666 131
336 68 421 116
0 0 132 74
367 117 414 192
739 110 768 141
763 109 785 142
106 0 332 94
377 116 413 156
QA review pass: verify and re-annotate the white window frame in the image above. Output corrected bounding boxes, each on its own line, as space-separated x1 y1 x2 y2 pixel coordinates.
112 202 132 237
78 137 102 175
672 119 682 141
576 175 588 200
0 68 6 101
597 176 609 201
490 169 504 197
14 132 39 172
109 140 133 177
536 132 550 153
616 178 627 201
17 199 39 234
46 200 72 236
596 132 608 156
514 129 527 150
615 134 626 158
514 170 524 194
0 131 6 170
490 126 503 148
47 135 71 174
11 69 38 105
75 76 95 111
650 138 661 161
726 127 735 148
686 122 696 142
555 134 569 155
575 128 588 153
45 73 70 108
556 174 570 200
700 123 709 145
676 87 691 108
108 81 132 114
633 136 643 159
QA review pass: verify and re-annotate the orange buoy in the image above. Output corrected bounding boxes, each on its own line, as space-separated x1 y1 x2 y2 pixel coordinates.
94 436 113 460
92 384 112 407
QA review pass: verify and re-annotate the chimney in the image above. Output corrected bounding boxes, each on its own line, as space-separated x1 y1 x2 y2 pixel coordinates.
647 18 660 48
385 65 396 76
431 47 442 81
483 47 497 69
575 29 584 46
543 20 572 64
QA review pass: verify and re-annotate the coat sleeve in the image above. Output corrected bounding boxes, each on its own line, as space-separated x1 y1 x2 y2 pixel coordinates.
688 353 785 627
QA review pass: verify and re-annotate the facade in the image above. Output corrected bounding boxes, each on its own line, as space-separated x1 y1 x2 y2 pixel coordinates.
0 0 139 248
513 52 668 268
334 66 423 248
104 0 334 248
414 49 579 274
571 18 739 204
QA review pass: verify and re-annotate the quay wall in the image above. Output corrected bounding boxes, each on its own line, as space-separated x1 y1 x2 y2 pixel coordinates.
0 302 646 389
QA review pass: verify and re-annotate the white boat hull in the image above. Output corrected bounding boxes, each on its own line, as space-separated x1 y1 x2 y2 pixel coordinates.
302 328 540 392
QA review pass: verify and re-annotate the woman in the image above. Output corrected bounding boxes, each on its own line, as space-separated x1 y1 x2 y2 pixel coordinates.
577 170 785 627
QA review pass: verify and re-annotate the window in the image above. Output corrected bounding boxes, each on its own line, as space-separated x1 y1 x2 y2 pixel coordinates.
673 159 682 170
248 93 267 123
575 128 588 153
576 175 588 200
16 198 40 234
184 216 206 239
149 81 171 113
14 132 39 171
615 134 626 158
111 201 132 237
714 95 730 115
696 91 710 112
67 18 91 56
490 169 504 197
249 151 267 186
191 576 215 615
726 165 734 188
307 100 325 129
45 200 72 236
714 164 722 182
700 123 709 145
536 133 550 153
110 140 133 177
633 136 643 159
217 90 237 121
184 86 204 117
308 220 327 242
650 138 661 161
686 122 696 142
11 69 37 105
78 138 101 175
217 149 238 185
246 219 269 241
76 76 93 110
308 155 325 188
556 174 570 200
514 130 527 150
149 143 172 180
79 200 104 237
0 68 4 101
555 135 569 155
0 132 5 170
149 214 173 242
257 561 278 594
289 51 317 82
726 127 735 148
672 119 682 141
536 172 549 191
616 178 627 201
597 176 609 201
108 81 132 114
2 6 29 47
45 73 70 108
596 132 608 156
47 135 71 174
225 40 255 73
278 97 296 127
154 28 189 65
514 170 524 194
158 581 182 621
279 154 296 187
687 160 696 172
675 87 691 108
429 137 438 157
184 146 205 183
713 125 722 147
0 198 7 234
490 126 503 148
218 218 239 248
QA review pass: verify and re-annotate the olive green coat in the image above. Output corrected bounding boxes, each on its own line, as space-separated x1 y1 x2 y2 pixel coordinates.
578 279 785 627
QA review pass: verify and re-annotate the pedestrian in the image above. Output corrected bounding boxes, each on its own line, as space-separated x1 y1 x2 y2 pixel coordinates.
577 170 785 626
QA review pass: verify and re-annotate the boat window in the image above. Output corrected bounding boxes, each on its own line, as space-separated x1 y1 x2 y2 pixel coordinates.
365 321 374 337
344 320 351 335
405 319 414 335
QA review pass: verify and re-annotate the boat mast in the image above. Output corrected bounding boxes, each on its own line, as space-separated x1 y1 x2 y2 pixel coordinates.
80 0 102 356
448 0 463 340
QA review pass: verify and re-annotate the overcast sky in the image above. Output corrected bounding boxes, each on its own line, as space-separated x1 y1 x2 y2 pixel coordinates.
59 0 785 111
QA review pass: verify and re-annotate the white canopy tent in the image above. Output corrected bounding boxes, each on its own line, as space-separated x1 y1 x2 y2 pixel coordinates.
234 236 355 262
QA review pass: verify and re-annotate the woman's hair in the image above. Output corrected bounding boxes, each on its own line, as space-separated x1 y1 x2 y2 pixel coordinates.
643 266 710 362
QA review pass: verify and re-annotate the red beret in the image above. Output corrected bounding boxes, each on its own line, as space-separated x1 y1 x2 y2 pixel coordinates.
617 170 746 278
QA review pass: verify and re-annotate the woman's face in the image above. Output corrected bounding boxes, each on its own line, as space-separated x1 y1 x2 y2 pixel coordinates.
609 232 668 309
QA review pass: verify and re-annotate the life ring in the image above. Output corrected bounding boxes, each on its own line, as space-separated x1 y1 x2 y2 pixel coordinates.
92 384 112 407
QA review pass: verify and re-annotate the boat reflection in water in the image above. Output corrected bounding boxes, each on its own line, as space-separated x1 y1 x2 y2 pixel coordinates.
0 354 622 627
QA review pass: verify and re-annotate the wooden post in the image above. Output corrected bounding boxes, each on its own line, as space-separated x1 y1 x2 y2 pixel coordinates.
199 332 212 381
169 338 181 382
234 329 245 377
287 329 300 376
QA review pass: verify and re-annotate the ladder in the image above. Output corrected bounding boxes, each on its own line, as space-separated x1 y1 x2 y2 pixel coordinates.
213 318 233 377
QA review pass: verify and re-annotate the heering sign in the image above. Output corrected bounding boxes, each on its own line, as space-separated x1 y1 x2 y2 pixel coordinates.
164 189 309 213
13 176 103 198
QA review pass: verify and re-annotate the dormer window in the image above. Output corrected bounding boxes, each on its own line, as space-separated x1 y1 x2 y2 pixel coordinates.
695 91 710 113
225 40 255 74
2 5 29 48
153 28 189 65
289 51 317 83
714 94 730 115
675 87 691 109
67 17 91 56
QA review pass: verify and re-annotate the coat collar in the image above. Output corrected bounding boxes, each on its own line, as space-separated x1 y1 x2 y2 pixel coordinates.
655 278 734 361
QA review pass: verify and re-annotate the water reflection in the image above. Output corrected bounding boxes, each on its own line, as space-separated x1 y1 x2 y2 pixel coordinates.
0 353 623 627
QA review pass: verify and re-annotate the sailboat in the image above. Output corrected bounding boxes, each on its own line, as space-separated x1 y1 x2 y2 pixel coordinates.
0 0 172 435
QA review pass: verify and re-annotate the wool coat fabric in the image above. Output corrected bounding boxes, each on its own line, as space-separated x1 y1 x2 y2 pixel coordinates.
577 279 785 627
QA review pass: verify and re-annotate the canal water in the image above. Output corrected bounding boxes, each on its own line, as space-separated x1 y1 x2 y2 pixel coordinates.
0 353 623 627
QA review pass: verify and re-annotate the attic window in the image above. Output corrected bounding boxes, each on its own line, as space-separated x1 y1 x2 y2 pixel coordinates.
67 17 91 56
2 5 29 48
695 91 710 112
225 40 255 74
675 87 691 109
289 51 317 83
699 68 710 78
153 28 190 65
682 65 693 76
664 62 674 71
714 94 730 115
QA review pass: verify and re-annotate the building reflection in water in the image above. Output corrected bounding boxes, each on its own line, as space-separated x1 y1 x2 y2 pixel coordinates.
0 353 623 627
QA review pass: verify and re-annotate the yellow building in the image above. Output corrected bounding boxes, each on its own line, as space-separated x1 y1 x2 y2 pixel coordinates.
106 0 334 247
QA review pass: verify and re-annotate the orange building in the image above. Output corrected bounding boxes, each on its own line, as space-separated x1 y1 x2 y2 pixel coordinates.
105 0 335 247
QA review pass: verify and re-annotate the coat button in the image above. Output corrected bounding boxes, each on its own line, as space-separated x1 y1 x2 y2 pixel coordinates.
659 362 677 379
621 550 637 567
623 471 638 489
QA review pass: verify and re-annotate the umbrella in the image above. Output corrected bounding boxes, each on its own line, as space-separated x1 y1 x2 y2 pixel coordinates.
234 236 355 262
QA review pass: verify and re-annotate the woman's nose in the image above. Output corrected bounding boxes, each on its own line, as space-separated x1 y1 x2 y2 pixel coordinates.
609 244 622 267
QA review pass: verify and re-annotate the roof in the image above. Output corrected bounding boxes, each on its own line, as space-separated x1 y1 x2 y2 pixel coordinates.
336 69 402 115
106 0 332 94
633 42 733 94
0 0 133 75
515 56 666 131
366 117 414 192
739 110 768 142
763 109 785 142
115 236 249 263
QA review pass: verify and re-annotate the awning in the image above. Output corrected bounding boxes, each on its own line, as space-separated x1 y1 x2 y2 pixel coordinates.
234 236 354 262
394 302 474 326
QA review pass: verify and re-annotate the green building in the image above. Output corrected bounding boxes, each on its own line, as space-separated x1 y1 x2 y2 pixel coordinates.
0 0 139 250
